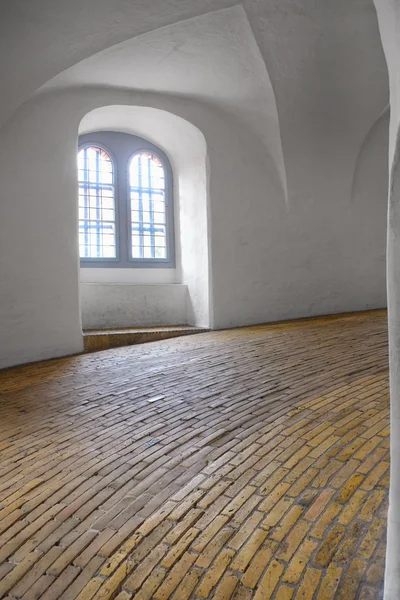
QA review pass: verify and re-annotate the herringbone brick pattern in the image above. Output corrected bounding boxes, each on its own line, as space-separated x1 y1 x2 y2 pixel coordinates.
0 310 389 599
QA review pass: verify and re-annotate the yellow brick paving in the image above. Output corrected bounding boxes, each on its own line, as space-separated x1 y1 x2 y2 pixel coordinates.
0 309 389 599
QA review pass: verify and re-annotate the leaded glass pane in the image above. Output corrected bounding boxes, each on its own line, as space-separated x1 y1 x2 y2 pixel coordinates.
78 146 116 259
129 152 167 260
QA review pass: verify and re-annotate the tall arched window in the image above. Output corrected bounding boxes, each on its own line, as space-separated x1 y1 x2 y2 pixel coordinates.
130 152 167 260
78 131 175 268
78 146 116 259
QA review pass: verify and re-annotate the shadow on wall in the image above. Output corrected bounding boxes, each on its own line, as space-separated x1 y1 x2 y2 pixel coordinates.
352 104 390 202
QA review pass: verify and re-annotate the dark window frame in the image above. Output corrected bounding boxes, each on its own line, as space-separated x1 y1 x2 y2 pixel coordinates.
78 131 175 269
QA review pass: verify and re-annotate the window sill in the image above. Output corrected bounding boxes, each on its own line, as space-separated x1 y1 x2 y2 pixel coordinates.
80 267 180 285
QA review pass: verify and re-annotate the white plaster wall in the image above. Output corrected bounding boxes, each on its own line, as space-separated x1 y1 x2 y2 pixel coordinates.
76 91 386 333
369 2 400 597
0 2 390 368
80 269 178 284
207 116 387 329
0 83 388 369
0 90 215 368
179 147 210 328
81 284 188 328
38 2 387 330
0 100 84 368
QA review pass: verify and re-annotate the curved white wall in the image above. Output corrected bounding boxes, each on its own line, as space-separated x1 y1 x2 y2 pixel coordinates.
370 2 400 597
0 0 239 129
0 1 390 369
0 81 388 368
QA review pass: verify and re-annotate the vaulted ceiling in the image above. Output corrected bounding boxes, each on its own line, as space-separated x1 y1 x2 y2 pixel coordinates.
1 1 388 128
1 0 390 204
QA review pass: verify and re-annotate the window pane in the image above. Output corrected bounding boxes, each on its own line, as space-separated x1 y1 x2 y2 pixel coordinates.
154 200 165 213
78 146 116 259
103 246 116 258
155 247 167 259
101 208 115 221
155 234 166 247
129 152 168 260
154 211 166 224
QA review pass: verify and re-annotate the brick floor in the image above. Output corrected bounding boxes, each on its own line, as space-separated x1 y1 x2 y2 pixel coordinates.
0 309 389 599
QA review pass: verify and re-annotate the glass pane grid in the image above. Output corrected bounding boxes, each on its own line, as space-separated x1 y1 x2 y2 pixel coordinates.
78 146 116 259
129 152 168 260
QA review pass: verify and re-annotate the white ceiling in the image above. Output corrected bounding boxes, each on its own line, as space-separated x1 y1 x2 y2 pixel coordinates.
41 7 281 151
1 0 389 194
0 0 237 129
1 1 388 125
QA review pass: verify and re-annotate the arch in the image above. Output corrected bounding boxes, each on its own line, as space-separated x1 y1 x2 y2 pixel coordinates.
77 144 117 260
78 104 211 329
129 150 169 261
37 4 287 206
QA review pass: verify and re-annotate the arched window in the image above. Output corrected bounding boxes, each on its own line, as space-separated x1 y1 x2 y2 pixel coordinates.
78 131 175 268
78 146 116 259
130 152 167 260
